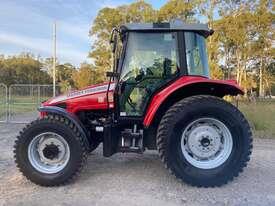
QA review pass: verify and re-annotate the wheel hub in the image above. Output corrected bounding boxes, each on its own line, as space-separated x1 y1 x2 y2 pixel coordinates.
200 137 210 147
42 144 60 160
37 137 66 165
186 124 221 159
181 118 233 169
28 132 70 174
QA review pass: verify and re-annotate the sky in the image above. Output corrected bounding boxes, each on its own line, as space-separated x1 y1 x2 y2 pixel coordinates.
0 0 167 66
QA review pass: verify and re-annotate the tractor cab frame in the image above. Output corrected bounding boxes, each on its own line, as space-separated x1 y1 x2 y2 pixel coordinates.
108 21 214 123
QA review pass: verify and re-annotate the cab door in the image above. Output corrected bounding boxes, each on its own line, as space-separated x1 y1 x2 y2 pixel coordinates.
118 32 180 117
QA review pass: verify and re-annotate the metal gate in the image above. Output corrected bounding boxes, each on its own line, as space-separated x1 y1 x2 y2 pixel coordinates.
8 84 59 123
0 83 8 122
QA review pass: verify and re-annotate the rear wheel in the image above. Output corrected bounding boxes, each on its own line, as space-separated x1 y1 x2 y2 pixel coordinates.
14 115 88 186
157 95 252 187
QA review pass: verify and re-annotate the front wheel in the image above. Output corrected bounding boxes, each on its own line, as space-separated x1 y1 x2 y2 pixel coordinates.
157 95 252 187
14 115 88 186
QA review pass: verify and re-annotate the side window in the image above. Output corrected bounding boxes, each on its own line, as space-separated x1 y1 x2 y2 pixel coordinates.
185 32 209 77
119 32 180 116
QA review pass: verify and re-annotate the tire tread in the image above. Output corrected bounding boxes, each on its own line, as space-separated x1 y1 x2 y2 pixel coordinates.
156 95 253 187
13 114 88 186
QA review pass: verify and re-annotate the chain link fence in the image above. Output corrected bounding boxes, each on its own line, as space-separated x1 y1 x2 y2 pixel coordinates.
0 84 59 123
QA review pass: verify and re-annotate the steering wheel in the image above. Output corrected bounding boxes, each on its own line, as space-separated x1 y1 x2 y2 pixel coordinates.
135 67 155 82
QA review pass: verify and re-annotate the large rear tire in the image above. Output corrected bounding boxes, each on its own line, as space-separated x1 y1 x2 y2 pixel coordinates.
14 115 88 186
156 95 252 187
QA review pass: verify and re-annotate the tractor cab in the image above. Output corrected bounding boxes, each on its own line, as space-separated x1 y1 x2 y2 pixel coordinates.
109 21 213 118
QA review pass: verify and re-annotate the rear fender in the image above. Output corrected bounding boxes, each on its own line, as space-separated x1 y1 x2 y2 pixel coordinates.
143 77 244 127
38 106 90 150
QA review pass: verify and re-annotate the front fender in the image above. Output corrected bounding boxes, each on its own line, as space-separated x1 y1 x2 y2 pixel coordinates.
38 106 90 150
143 76 243 127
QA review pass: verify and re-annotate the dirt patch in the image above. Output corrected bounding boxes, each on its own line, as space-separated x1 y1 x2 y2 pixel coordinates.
1 123 275 206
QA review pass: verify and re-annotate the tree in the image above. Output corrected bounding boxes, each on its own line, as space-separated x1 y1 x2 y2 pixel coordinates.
249 0 273 97
0 53 51 86
197 0 224 79
214 7 259 97
264 61 275 96
89 7 123 82
157 0 197 22
72 63 96 89
56 63 76 92
122 0 156 23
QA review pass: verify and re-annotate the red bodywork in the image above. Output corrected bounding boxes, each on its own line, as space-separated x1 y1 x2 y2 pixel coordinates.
143 76 243 126
43 82 115 113
42 76 243 127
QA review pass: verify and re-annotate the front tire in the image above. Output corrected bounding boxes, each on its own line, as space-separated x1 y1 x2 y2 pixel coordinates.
14 115 88 186
157 95 252 187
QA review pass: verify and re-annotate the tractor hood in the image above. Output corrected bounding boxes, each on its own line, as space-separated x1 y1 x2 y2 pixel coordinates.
42 82 115 113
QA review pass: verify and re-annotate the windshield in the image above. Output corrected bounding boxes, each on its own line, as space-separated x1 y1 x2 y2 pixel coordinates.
185 32 209 77
120 32 179 81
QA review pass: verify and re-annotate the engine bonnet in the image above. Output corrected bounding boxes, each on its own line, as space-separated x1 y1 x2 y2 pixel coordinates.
43 82 115 112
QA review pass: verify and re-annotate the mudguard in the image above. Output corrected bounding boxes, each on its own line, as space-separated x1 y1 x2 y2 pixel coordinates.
38 106 90 150
143 76 244 127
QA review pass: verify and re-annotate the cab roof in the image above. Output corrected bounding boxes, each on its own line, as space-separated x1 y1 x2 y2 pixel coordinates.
120 21 213 38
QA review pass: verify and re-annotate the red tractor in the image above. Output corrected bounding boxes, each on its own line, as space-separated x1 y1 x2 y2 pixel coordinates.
14 21 252 187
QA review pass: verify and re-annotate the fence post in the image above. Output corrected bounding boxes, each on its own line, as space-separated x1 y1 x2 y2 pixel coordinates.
8 85 12 122
0 83 8 123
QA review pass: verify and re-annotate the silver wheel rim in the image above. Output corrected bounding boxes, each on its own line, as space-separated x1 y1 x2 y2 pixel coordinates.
28 132 70 174
181 118 233 169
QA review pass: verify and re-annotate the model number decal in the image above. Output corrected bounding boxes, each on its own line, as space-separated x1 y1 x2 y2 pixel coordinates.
48 83 115 104
67 83 115 98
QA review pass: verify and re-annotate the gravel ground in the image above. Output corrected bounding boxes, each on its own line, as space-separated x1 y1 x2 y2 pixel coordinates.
1 123 275 206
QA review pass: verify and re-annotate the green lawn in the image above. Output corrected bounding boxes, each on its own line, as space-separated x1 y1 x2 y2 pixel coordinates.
0 95 51 120
9 95 50 104
9 103 38 113
239 100 275 138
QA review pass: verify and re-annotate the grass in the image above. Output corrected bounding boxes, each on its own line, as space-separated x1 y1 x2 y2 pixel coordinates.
10 104 38 113
239 100 275 138
0 95 51 120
